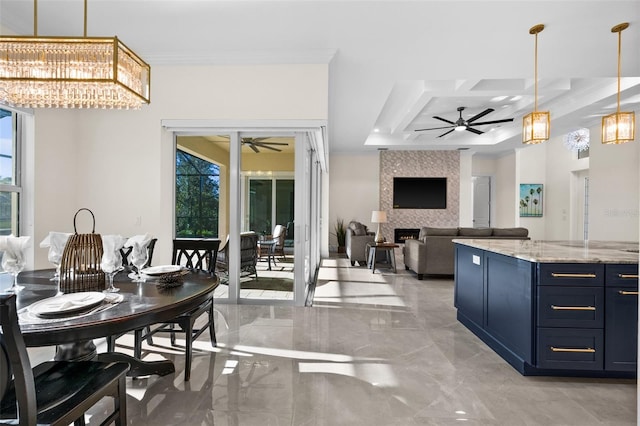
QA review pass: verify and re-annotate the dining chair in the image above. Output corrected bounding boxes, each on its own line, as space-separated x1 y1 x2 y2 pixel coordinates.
120 237 157 271
106 237 158 352
0 293 129 426
135 238 221 381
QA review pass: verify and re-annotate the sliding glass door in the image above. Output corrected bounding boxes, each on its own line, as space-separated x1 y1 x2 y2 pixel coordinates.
169 121 326 306
247 177 294 238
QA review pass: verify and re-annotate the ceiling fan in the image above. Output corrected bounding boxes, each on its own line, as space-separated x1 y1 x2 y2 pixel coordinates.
241 137 288 153
415 106 515 138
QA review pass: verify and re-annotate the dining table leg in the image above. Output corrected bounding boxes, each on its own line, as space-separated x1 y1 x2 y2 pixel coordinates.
96 352 176 378
54 340 175 378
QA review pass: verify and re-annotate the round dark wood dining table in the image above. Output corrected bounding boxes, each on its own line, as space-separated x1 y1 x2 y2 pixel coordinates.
2 269 219 377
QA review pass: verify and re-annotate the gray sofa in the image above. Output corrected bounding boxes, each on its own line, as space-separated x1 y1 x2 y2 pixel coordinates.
403 227 529 279
345 221 375 266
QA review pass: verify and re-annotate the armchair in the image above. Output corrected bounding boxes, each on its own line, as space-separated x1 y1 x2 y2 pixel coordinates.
345 221 374 266
216 232 259 278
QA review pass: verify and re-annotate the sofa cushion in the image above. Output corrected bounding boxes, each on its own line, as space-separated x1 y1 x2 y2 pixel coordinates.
348 221 368 236
421 227 459 237
492 227 529 237
458 227 493 237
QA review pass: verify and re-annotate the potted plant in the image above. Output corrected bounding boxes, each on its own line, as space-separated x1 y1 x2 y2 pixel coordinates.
334 218 347 253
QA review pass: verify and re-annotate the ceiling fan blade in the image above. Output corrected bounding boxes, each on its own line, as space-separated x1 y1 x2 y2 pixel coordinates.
253 142 289 146
465 127 483 135
433 116 455 125
415 125 454 132
248 144 260 153
253 144 282 152
467 108 494 123
469 118 515 126
437 129 456 138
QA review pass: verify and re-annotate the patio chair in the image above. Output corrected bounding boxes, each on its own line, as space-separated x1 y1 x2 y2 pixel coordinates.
216 232 259 278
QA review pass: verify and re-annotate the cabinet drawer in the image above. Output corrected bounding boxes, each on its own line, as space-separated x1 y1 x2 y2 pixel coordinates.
537 286 604 328
538 263 604 286
537 328 603 370
605 264 639 288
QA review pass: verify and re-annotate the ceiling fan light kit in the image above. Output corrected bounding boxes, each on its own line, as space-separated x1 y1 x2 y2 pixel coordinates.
602 22 635 145
522 24 550 145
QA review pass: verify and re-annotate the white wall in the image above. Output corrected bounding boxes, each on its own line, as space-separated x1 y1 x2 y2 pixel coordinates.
328 151 379 249
543 130 589 240
588 119 639 241
493 151 518 228
459 152 473 227
518 143 546 240
31 64 328 268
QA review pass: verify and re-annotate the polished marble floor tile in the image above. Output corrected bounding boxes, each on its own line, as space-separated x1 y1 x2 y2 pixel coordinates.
30 257 636 425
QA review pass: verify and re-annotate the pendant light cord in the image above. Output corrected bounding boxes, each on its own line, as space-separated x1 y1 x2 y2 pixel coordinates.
32 0 89 37
534 32 539 112
616 29 622 114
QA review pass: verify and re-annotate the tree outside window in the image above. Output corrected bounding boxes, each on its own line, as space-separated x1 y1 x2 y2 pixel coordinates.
175 150 220 238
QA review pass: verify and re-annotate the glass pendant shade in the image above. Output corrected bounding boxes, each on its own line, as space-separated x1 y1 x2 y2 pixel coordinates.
601 23 634 145
602 111 635 144
522 24 550 145
522 111 550 144
0 36 150 109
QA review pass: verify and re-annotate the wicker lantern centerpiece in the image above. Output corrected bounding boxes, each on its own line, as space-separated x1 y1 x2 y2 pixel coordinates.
59 208 105 293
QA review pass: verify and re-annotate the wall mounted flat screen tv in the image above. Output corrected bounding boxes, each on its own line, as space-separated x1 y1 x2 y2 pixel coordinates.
393 177 447 209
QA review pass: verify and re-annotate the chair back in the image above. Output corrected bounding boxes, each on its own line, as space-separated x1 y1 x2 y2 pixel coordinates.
0 293 37 425
272 225 286 249
172 239 221 273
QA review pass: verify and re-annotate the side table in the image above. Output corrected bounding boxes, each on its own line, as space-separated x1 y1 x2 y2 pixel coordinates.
367 243 399 273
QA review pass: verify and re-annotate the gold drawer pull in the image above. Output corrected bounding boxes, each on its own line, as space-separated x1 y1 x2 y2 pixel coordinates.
618 274 639 279
619 291 639 296
551 305 595 311
550 346 596 353
551 273 597 278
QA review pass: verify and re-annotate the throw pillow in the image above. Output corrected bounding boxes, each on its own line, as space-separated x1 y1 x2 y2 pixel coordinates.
348 221 367 236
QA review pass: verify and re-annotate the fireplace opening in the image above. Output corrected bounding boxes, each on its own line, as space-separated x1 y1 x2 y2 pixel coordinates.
394 228 420 244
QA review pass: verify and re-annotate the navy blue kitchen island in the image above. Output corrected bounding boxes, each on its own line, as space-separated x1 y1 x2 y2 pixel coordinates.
454 239 638 378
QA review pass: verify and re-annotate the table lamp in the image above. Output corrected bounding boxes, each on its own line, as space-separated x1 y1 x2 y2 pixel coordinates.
371 210 387 243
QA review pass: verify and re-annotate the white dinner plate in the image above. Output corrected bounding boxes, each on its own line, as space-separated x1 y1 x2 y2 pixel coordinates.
141 265 183 276
28 292 106 317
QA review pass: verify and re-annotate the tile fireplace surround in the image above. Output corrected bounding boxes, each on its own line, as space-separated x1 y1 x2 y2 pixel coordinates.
380 151 460 239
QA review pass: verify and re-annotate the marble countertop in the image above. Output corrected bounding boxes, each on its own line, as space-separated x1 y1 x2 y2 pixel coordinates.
453 239 639 264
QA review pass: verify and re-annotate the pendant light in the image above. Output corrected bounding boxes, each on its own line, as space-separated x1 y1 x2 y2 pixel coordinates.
522 24 550 144
602 23 635 144
0 0 150 109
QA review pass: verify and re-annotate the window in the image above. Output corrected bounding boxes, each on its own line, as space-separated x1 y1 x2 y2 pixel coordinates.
0 108 21 236
175 149 220 238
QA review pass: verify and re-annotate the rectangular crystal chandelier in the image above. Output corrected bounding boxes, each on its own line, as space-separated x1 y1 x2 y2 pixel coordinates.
0 36 150 109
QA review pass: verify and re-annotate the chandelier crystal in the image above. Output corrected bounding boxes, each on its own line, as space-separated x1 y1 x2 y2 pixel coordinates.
0 2 150 109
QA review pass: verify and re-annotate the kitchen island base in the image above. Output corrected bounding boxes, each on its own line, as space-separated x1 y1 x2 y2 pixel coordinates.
454 240 638 379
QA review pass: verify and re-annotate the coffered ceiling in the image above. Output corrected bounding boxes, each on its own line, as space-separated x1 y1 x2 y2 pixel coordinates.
1 0 638 155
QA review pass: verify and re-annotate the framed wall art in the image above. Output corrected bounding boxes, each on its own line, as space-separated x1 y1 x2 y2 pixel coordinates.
519 184 543 217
